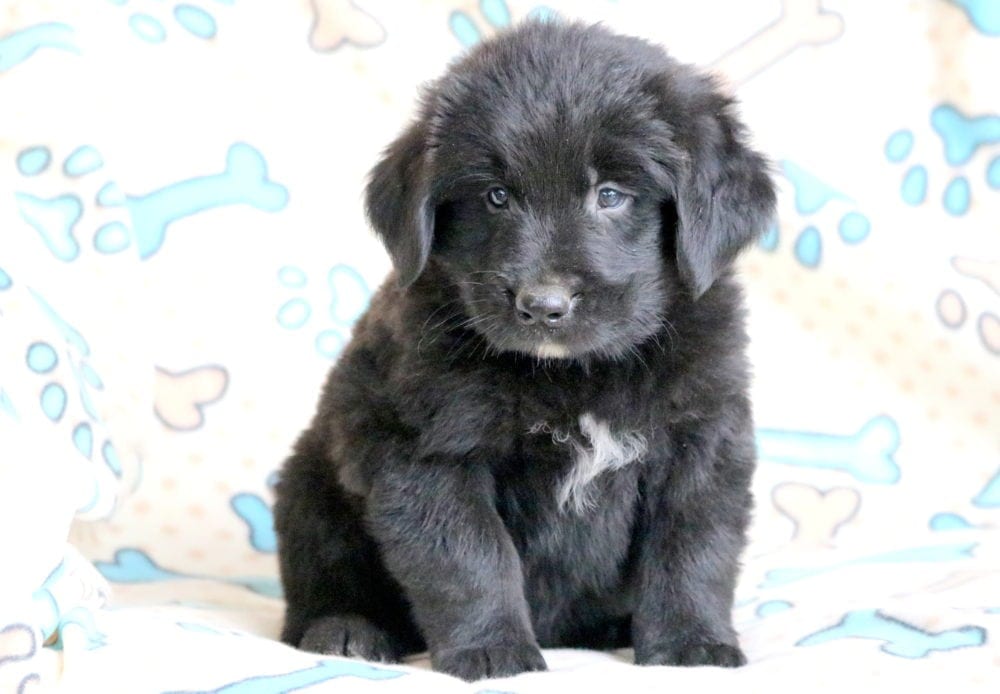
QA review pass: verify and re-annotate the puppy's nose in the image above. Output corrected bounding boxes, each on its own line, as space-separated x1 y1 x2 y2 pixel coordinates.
515 285 575 326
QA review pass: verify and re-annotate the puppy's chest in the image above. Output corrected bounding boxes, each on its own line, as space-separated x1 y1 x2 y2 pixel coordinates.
518 412 648 513
495 411 646 576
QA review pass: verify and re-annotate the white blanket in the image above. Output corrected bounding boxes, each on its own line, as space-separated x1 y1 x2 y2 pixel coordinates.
1 1 998 691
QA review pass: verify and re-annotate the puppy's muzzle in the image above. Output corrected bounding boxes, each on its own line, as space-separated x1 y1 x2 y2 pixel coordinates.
514 284 580 327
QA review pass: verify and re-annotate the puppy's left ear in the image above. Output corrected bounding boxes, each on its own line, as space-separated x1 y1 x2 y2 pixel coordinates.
663 74 776 299
365 119 435 288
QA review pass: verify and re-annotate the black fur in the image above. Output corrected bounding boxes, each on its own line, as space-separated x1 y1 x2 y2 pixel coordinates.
274 20 775 681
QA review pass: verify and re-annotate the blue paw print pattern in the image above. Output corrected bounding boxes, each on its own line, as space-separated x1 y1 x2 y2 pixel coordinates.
102 143 288 260
63 145 104 177
111 0 223 44
886 104 1000 216
773 161 872 268
165 659 404 694
798 609 986 658
22 289 126 507
277 264 371 359
230 493 277 553
758 224 779 251
0 388 17 419
0 22 78 72
17 145 52 175
756 415 901 484
16 193 84 261
14 144 136 259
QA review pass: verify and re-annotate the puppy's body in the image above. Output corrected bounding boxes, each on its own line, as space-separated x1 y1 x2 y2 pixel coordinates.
275 21 774 680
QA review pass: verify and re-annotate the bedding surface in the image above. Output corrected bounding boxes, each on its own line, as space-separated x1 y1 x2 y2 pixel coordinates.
1 1 997 691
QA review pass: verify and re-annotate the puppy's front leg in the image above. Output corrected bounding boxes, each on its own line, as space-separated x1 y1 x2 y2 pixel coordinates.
632 421 755 668
367 458 546 681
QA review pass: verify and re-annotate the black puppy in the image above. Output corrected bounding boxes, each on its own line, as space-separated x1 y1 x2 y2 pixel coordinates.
274 20 775 681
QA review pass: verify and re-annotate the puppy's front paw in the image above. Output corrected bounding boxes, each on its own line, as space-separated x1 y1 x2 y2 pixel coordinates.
433 643 547 681
637 641 746 668
675 642 746 667
299 614 401 663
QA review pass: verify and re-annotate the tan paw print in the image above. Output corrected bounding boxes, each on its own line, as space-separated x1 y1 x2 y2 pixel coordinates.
937 256 1000 355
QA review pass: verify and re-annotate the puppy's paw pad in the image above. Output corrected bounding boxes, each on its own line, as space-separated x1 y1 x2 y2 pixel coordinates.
299 615 400 663
434 643 546 681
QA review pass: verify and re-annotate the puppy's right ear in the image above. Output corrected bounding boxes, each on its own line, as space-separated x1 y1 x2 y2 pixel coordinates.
365 120 435 288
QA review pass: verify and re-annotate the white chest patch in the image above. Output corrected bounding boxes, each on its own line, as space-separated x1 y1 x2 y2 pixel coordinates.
529 413 647 513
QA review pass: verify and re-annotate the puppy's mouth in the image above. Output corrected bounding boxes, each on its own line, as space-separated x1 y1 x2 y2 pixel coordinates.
453 284 596 360
489 327 583 360
533 341 572 359
453 276 660 361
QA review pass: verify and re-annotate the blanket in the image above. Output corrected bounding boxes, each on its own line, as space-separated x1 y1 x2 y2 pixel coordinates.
1 1 997 691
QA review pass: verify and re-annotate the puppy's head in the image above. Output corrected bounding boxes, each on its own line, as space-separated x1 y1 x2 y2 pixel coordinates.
366 21 775 361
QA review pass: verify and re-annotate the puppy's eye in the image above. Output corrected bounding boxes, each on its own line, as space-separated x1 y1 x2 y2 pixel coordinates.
597 187 628 210
487 187 509 209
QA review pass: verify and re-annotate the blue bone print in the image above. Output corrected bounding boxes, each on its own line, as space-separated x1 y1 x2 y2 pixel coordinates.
449 1 555 48
113 143 288 259
165 659 404 694
931 105 1000 166
16 193 84 262
94 548 282 598
230 493 277 553
929 512 974 531
450 0 512 47
96 549 188 583
0 23 78 72
798 609 986 658
756 415 900 484
756 600 793 618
